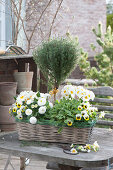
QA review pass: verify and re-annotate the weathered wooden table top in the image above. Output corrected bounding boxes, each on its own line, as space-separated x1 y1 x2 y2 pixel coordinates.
0 128 112 168
0 55 33 60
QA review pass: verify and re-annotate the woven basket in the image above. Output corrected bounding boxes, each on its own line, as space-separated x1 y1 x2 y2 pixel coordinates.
17 122 93 144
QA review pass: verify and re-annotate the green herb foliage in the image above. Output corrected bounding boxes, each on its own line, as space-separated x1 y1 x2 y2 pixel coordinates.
33 38 80 90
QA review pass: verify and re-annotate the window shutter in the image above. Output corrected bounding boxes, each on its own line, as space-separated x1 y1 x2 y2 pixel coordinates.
0 0 5 49
5 0 12 48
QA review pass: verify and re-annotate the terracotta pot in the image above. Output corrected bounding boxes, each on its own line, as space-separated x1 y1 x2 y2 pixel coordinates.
0 105 16 131
0 82 17 105
13 72 33 93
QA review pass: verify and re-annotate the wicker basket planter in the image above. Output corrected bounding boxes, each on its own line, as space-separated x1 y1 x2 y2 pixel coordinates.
17 122 94 144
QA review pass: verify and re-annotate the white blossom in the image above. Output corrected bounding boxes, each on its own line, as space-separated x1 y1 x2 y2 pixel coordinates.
49 102 53 108
38 98 46 106
39 106 46 114
25 109 32 116
29 117 37 124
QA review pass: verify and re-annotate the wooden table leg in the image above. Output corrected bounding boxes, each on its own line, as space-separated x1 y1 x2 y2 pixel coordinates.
20 157 25 170
59 164 82 170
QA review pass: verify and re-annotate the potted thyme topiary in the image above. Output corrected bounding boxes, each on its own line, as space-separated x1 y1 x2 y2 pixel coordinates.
33 37 80 100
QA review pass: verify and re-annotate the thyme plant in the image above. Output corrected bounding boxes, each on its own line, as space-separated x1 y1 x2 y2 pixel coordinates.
33 38 80 90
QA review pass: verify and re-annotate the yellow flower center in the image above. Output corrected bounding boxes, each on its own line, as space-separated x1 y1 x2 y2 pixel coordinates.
78 106 82 110
64 90 66 93
71 91 73 94
85 145 90 150
85 96 88 99
83 105 87 109
76 116 81 120
67 121 72 126
19 116 23 119
72 149 76 153
17 104 21 108
13 108 16 112
20 96 24 99
85 117 89 121
77 91 79 94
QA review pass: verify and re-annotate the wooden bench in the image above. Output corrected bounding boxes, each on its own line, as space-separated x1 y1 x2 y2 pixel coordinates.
88 86 113 128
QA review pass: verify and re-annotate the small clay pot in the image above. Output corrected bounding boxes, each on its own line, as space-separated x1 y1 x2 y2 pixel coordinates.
13 72 33 93
0 82 17 105
0 105 16 131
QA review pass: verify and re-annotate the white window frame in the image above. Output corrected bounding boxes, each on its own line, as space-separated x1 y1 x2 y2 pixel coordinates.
0 0 5 50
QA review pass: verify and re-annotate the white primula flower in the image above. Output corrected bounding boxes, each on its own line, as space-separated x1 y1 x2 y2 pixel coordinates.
29 117 37 124
70 148 78 154
34 104 38 108
31 104 35 109
40 93 50 99
13 106 17 110
81 110 87 116
75 86 84 96
16 100 22 105
26 100 33 105
82 94 90 102
17 109 21 115
25 109 32 116
49 102 53 108
70 144 74 148
17 114 23 120
38 98 46 106
88 91 95 101
83 114 89 121
89 107 98 113
16 91 27 102
31 93 37 100
61 87 69 97
93 141 100 152
29 91 36 97
61 85 75 98
39 106 46 114
76 114 82 120
99 111 105 118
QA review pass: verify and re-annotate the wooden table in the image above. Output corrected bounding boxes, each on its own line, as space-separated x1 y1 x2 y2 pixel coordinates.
0 128 113 170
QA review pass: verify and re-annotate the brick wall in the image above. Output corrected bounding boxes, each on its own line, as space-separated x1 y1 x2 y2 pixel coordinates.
26 0 106 78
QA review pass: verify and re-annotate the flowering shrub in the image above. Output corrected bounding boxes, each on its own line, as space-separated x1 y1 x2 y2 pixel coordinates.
9 91 53 124
49 85 103 127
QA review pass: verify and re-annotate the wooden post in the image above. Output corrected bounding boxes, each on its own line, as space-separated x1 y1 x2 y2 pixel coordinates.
40 71 47 93
59 164 82 170
20 157 26 170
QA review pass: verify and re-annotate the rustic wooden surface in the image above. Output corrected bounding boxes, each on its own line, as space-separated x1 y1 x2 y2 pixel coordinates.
0 128 112 169
88 86 113 96
88 86 113 128
0 55 33 60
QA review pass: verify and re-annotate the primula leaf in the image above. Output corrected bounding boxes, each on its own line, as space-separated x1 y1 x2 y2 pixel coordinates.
36 92 40 97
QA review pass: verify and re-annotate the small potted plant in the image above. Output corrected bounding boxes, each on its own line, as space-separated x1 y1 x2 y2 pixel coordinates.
33 37 80 101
